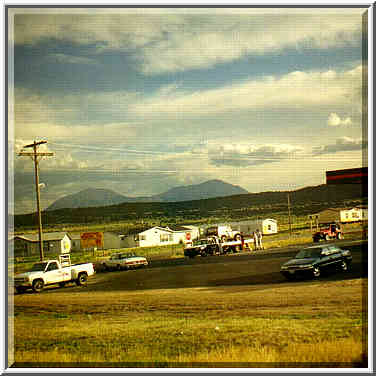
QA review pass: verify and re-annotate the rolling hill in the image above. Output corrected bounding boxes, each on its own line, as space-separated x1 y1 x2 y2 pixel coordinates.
46 179 249 211
14 183 366 230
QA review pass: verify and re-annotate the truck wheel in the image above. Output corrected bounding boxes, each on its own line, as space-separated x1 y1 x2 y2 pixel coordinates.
221 235 227 242
32 279 44 293
337 233 343 240
59 282 66 288
324 234 330 241
76 273 88 286
234 234 242 241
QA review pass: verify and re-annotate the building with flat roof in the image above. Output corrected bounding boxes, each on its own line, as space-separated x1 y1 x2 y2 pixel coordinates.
326 167 368 185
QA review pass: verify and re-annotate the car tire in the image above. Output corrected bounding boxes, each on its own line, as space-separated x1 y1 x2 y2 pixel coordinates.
76 273 88 286
32 279 44 293
325 234 330 241
312 266 321 278
221 235 227 243
234 234 242 241
337 233 343 240
340 260 348 272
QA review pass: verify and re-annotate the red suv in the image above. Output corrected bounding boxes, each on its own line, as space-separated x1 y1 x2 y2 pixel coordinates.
313 223 343 242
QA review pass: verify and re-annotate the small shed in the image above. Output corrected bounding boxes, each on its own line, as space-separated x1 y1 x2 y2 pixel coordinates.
313 208 343 224
11 232 71 257
68 231 127 251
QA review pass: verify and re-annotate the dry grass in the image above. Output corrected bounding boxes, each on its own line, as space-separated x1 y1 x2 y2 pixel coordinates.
11 277 367 368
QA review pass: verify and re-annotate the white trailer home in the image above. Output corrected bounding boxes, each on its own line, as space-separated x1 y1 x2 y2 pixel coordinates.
230 219 278 235
340 206 368 223
134 225 199 248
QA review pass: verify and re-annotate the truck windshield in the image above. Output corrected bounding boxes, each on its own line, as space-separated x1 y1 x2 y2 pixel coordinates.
29 262 48 272
295 249 321 259
206 228 217 236
193 239 206 246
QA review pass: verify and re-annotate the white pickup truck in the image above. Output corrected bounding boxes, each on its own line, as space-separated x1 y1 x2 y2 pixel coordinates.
14 255 95 293
205 225 241 242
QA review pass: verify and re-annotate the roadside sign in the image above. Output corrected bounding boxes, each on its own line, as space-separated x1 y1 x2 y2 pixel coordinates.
80 232 104 249
61 237 71 254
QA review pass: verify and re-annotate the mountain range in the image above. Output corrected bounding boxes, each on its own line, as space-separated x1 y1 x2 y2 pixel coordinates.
46 179 248 211
13 183 366 230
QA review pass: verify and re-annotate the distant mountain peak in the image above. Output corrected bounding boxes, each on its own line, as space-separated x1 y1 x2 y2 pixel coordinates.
154 179 248 202
44 180 249 211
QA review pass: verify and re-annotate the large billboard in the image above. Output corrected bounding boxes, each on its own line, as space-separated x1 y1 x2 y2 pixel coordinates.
326 167 368 185
80 232 104 249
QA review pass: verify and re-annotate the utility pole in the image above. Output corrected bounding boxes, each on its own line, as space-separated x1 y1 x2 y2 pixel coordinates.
18 140 54 261
287 192 292 237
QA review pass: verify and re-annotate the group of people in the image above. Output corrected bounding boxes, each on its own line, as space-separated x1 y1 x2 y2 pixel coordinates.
253 229 264 250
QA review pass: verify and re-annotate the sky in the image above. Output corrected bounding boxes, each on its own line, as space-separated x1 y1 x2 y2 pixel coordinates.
8 6 369 215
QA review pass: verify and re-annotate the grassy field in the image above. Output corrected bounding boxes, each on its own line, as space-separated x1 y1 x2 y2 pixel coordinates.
10 238 368 369
11 277 367 367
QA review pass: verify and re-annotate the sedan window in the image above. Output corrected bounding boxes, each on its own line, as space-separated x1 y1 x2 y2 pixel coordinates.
295 249 321 259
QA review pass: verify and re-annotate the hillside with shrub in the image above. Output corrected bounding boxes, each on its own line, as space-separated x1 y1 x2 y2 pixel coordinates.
12 184 366 231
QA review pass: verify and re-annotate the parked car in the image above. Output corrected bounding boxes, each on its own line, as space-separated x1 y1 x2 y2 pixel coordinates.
280 244 352 280
102 252 148 271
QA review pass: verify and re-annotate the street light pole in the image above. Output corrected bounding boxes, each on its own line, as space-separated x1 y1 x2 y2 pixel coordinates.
18 140 54 261
287 192 292 237
33 145 44 261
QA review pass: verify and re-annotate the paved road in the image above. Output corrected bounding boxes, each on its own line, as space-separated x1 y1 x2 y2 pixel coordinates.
147 239 368 269
15 239 367 294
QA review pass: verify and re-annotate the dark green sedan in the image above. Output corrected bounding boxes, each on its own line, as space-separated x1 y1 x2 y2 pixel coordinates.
280 244 352 280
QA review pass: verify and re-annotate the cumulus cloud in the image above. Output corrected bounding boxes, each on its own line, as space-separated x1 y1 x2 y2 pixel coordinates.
13 138 89 172
208 143 304 167
12 10 362 74
312 136 367 155
327 113 353 127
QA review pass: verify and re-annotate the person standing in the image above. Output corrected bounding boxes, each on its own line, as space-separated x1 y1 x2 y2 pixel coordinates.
253 230 259 251
256 229 263 250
